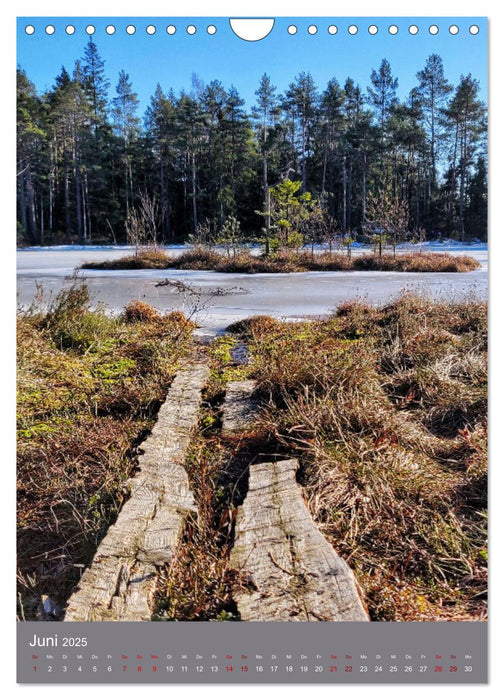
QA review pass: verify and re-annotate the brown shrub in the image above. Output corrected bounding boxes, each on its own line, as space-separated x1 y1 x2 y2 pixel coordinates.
176 247 223 270
354 252 480 272
82 248 480 274
82 249 172 270
123 300 163 324
226 315 281 337
165 310 188 325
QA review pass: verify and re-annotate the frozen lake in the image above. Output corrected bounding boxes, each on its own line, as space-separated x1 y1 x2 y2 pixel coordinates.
17 245 488 333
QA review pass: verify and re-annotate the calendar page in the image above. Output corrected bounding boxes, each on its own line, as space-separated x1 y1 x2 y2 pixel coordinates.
16 14 488 684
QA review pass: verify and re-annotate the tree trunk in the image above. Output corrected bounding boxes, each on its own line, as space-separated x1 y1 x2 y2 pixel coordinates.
348 162 353 231
40 192 44 245
321 139 328 197
448 122 459 232
459 119 467 240
342 156 347 231
74 163 83 243
361 153 367 223
301 117 307 192
191 151 198 233
49 170 54 234
64 169 71 237
18 169 27 236
25 164 38 243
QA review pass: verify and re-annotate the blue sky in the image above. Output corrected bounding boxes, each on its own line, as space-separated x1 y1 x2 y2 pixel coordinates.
17 16 487 116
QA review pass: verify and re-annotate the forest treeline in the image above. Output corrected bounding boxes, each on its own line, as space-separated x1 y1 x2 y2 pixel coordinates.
17 39 487 245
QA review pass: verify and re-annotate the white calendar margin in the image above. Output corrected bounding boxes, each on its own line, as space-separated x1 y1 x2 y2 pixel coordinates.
3 1 501 698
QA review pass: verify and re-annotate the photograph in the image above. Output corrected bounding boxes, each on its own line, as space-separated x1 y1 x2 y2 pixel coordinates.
16 15 487 636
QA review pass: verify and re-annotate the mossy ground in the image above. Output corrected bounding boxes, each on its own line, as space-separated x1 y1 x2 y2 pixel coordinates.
17 282 195 619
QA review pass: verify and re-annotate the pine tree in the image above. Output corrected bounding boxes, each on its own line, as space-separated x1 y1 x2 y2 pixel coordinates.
368 59 398 134
112 70 140 213
145 84 178 240
17 68 45 243
416 54 452 189
443 75 486 238
283 72 318 192
253 74 280 253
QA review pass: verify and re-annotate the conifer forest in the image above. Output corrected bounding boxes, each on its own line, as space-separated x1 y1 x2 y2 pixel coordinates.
17 39 487 246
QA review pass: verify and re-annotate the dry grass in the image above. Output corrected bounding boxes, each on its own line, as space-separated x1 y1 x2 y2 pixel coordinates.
81 248 172 269
239 294 487 621
17 281 194 619
354 252 480 272
152 434 239 621
81 248 480 274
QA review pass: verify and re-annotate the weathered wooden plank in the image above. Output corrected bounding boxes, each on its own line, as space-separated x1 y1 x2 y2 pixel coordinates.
230 459 369 621
221 379 260 434
64 362 209 621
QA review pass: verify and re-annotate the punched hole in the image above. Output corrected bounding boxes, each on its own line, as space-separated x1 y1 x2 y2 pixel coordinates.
348 25 358 35
469 25 480 35
368 25 378 35
230 18 274 41
86 25 96 35
25 25 35 35
288 25 297 35
166 25 176 35
449 25 459 35
146 25 156 35
429 25 439 35
308 25 318 35
409 25 419 35
126 25 136 35
45 25 55 35
389 25 398 35
65 25 75 35
106 25 116 35
207 25 217 35
187 25 196 35
328 25 338 35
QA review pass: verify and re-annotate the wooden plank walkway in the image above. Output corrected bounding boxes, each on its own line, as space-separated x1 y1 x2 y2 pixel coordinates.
221 379 259 435
64 362 209 621
230 459 369 621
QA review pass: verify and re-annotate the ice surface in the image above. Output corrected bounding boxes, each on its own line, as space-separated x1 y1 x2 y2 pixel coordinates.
17 245 487 332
